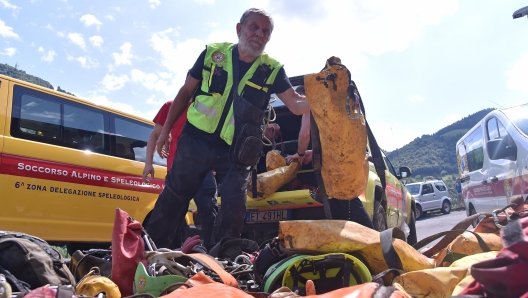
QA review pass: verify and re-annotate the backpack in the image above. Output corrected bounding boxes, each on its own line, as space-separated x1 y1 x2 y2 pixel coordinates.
0 231 75 291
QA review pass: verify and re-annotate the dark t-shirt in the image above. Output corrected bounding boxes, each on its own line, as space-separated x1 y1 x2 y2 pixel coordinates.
183 48 292 145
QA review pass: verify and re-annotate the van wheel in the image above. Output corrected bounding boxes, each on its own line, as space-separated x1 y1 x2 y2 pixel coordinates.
372 202 387 232
441 200 451 214
407 208 417 245
415 205 423 220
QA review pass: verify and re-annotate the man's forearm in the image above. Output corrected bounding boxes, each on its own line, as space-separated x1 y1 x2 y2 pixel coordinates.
297 114 311 154
146 125 162 164
162 92 189 134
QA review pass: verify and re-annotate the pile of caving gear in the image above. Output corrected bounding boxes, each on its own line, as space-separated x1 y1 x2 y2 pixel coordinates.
2 58 528 298
2 200 528 298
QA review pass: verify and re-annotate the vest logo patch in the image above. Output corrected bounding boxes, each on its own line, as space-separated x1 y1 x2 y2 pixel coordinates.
212 51 226 63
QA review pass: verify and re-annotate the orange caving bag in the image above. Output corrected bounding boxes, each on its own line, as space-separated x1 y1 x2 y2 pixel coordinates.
304 57 368 199
248 160 301 200
161 272 251 298
278 220 434 278
391 251 499 298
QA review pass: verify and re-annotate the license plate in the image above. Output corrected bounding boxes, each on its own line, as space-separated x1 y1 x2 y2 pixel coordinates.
245 210 291 223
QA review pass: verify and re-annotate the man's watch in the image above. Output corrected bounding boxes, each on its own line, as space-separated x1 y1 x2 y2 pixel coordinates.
297 151 305 157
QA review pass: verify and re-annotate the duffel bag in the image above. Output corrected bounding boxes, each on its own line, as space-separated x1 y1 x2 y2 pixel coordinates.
303 57 368 200
0 231 75 291
391 251 499 298
278 220 434 277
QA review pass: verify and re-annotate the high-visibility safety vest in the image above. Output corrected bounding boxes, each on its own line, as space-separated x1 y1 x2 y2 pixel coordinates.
187 42 282 145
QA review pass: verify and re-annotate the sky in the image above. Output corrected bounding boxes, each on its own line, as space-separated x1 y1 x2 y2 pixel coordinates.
1 0 527 151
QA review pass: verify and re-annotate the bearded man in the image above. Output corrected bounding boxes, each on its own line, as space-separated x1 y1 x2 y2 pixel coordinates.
146 8 310 248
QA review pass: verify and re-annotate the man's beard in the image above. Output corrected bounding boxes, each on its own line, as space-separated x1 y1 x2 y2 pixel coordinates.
239 36 265 57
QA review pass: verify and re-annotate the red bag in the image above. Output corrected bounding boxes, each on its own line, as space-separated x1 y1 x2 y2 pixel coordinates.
460 215 528 297
111 208 147 297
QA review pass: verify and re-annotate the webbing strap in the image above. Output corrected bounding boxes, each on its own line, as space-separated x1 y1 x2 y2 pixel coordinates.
413 212 491 257
380 228 406 272
310 112 332 220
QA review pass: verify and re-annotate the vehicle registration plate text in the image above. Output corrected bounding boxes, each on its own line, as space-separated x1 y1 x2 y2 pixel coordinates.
245 210 290 223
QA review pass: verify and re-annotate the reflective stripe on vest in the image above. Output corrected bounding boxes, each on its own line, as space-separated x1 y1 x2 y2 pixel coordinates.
187 42 282 145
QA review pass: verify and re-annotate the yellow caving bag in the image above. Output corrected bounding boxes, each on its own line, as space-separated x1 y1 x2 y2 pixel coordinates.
304 58 368 199
432 231 502 267
266 129 287 171
391 251 499 298
248 160 301 200
278 220 434 277
266 150 287 171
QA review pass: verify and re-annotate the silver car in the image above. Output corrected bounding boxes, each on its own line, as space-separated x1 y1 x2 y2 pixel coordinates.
405 180 452 219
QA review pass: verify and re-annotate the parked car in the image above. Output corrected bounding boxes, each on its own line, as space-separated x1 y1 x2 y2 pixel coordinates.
456 104 528 225
188 75 417 245
405 180 452 219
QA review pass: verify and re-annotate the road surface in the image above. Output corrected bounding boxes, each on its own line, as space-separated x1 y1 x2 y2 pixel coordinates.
415 208 468 249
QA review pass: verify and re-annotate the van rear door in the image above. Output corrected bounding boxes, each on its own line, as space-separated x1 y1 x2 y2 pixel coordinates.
460 125 496 213
486 116 518 209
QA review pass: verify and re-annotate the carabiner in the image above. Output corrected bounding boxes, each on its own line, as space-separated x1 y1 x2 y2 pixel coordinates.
346 93 362 120
491 208 510 229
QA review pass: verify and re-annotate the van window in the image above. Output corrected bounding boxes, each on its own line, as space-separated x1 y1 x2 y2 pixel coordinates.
434 182 446 191
64 104 106 153
461 126 484 172
405 184 420 195
487 117 510 141
10 85 163 165
19 95 61 139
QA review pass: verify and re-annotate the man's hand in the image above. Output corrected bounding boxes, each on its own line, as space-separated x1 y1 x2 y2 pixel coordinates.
286 150 313 165
156 131 171 158
142 164 155 183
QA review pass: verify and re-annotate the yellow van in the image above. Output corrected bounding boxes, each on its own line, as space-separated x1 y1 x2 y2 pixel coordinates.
0 74 168 252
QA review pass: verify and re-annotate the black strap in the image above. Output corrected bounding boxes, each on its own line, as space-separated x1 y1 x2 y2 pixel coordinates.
215 45 239 135
380 228 406 272
310 112 332 219
252 168 258 199
371 268 405 285
366 120 386 190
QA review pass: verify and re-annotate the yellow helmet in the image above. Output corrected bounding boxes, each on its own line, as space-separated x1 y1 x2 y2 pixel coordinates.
75 267 121 298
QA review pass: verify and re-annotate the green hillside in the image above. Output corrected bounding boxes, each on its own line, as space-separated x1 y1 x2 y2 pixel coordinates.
0 63 75 96
386 108 495 184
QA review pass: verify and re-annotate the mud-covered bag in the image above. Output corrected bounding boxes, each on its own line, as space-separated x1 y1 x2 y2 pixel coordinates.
304 57 368 199
248 160 301 200
0 231 75 290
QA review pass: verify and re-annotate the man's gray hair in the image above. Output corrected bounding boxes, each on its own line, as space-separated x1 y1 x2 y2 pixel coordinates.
240 8 274 31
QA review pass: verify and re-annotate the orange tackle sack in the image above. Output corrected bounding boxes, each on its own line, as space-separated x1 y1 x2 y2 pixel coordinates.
248 160 301 200
303 57 368 199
